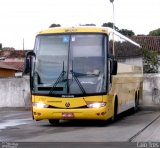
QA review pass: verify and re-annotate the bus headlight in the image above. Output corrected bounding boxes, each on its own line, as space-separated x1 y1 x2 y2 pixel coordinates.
87 102 106 108
33 102 49 108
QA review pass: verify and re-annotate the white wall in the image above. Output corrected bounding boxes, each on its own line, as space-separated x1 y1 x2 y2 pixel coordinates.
0 76 31 108
0 74 160 108
143 74 160 106
119 57 143 67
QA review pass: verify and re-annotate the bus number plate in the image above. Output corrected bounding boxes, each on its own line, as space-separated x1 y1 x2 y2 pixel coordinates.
62 112 74 118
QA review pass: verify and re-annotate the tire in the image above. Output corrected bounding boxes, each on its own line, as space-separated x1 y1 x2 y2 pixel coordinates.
112 97 118 121
134 93 139 112
48 119 59 125
137 91 140 105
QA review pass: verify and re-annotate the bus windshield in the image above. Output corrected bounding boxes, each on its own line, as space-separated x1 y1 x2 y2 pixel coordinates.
33 34 107 96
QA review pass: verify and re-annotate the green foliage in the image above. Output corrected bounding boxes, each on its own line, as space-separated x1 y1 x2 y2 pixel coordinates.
0 43 2 50
119 29 135 37
49 24 61 28
1 47 15 50
102 22 119 31
149 28 160 36
102 22 135 37
143 49 160 73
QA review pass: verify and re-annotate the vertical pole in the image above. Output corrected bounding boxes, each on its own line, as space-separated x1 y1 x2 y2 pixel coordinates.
110 0 115 56
23 38 24 50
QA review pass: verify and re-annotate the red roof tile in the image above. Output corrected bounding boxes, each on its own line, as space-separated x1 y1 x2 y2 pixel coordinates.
0 62 24 71
132 36 160 52
0 62 18 71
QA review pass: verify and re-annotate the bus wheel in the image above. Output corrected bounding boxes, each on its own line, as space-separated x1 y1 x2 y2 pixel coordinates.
112 98 118 121
48 119 59 125
134 93 139 112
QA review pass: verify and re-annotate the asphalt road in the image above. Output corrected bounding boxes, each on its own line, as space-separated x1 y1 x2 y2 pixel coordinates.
0 109 160 148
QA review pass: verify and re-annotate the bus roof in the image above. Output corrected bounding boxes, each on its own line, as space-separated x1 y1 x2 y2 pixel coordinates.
38 26 141 48
38 26 110 35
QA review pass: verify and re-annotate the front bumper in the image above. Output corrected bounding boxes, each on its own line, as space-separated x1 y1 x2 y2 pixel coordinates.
33 106 112 121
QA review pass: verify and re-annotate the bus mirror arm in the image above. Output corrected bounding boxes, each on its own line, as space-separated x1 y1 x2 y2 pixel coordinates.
23 58 30 74
111 60 117 75
23 51 36 74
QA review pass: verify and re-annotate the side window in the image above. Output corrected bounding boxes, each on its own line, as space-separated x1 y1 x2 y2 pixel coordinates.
113 32 141 65
109 33 114 57
109 32 127 60
109 32 123 58
114 33 125 60
108 33 114 85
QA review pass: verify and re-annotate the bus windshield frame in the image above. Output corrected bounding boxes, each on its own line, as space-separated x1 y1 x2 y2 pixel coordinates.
32 33 108 97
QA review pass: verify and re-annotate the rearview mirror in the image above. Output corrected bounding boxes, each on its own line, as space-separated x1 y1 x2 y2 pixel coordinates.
111 60 117 75
23 58 30 74
23 51 36 74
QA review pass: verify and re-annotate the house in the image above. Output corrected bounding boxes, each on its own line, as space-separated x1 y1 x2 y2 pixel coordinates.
0 62 24 77
116 36 160 71
0 49 29 78
132 36 160 52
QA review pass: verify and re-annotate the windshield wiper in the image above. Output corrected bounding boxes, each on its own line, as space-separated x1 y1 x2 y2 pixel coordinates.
49 61 66 95
70 70 86 94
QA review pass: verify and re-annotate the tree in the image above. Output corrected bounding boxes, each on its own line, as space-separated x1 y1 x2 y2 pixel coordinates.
149 28 160 36
102 22 135 37
0 43 2 50
49 24 61 28
102 22 119 31
143 49 160 73
119 29 135 37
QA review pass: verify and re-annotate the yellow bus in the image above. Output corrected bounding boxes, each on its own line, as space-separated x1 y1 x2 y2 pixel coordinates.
24 26 143 125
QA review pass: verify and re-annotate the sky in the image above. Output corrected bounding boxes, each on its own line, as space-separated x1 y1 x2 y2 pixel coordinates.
0 0 160 50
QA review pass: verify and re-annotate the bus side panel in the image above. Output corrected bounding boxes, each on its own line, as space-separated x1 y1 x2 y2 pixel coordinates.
112 75 143 114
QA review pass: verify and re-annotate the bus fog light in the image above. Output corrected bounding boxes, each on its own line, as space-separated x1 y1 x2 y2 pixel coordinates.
33 102 49 108
87 102 106 108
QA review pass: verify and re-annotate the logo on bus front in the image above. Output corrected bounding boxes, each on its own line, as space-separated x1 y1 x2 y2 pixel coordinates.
65 102 70 108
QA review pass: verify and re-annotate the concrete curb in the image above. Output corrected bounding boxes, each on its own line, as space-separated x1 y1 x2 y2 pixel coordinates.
139 105 160 111
0 107 31 111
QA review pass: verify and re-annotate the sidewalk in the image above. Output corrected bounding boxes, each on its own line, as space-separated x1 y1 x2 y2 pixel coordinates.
139 105 160 111
0 107 31 111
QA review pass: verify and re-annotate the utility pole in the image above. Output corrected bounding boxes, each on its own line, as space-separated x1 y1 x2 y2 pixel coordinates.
23 38 24 50
110 0 115 30
109 0 115 56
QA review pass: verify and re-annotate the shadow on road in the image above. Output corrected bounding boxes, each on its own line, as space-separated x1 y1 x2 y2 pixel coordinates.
40 108 139 127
